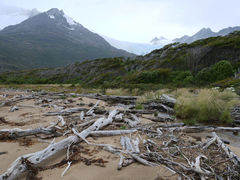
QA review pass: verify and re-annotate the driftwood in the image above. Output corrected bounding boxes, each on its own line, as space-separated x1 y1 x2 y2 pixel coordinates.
9 106 19 112
119 109 156 114
0 127 60 140
176 126 240 133
159 94 176 107
90 130 137 137
148 113 174 122
211 132 240 167
144 102 174 114
44 107 88 116
81 94 137 104
1 90 240 179
0 109 118 180
0 95 34 107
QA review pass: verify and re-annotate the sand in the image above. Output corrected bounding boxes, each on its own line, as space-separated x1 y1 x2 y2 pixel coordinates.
0 89 240 180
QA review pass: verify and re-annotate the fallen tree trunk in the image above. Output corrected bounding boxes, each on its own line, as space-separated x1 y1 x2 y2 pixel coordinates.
177 126 240 133
119 109 156 114
0 127 60 140
90 130 137 137
81 94 137 104
44 107 88 116
212 132 240 167
147 113 174 122
0 109 118 180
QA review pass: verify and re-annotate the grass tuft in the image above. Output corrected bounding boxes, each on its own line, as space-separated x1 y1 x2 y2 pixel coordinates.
175 89 239 125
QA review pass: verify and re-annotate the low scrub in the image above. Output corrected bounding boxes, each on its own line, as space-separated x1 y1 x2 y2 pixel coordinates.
175 89 239 125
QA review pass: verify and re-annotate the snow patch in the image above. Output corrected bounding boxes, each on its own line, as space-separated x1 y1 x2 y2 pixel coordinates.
63 14 77 26
67 27 75 31
49 15 55 19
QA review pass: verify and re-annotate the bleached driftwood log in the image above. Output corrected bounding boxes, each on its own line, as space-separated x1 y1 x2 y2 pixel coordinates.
9 106 19 112
81 94 137 104
119 109 156 114
176 126 240 133
192 155 212 179
80 111 85 121
0 109 118 180
160 94 176 107
212 132 240 167
148 112 174 122
144 102 174 114
0 127 60 139
124 114 141 128
0 95 34 107
44 107 88 116
58 116 66 126
86 100 100 115
90 129 137 137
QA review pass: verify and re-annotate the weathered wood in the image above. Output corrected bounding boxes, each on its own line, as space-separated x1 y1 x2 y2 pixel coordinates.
160 94 176 107
148 113 174 122
0 127 60 139
44 107 88 116
61 161 72 177
144 102 174 114
212 132 240 167
177 126 240 133
81 94 137 104
86 100 100 115
119 109 156 114
124 118 139 128
90 130 137 137
0 109 118 180
9 106 19 112
58 116 66 126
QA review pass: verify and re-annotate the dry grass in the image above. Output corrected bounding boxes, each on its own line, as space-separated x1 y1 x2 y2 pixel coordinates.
105 88 130 96
137 89 171 103
175 88 239 125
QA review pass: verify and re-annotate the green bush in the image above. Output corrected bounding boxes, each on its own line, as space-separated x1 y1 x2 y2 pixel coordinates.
136 68 172 84
211 60 234 81
196 60 234 83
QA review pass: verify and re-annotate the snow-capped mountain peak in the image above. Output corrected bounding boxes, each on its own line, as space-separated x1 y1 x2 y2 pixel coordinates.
63 14 77 26
45 8 79 30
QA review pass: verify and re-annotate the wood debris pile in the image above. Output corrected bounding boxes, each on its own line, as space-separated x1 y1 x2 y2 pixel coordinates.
0 90 239 179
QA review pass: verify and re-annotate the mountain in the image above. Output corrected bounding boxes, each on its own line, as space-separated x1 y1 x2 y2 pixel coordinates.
102 35 165 55
0 5 169 56
150 36 171 45
174 26 240 44
0 8 133 72
2 31 240 86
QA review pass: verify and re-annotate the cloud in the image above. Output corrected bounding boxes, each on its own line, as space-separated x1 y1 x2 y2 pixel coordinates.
1 0 240 42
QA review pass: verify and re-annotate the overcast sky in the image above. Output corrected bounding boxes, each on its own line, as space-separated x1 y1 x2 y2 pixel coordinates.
1 0 240 43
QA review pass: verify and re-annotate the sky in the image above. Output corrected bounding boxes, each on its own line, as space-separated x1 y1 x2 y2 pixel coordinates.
0 0 240 43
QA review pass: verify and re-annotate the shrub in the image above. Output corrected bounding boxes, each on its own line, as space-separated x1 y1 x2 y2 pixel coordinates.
135 68 172 84
175 89 239 125
211 60 234 81
172 71 192 83
196 60 234 83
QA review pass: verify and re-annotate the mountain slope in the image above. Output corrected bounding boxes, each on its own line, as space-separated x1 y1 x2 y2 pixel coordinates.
0 8 133 72
174 26 240 44
1 31 240 86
